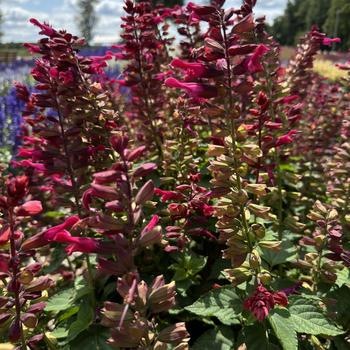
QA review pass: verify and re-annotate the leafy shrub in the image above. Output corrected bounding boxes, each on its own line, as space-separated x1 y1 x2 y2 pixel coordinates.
0 1 350 349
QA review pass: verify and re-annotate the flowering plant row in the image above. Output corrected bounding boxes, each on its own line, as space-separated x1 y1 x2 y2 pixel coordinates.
0 0 350 349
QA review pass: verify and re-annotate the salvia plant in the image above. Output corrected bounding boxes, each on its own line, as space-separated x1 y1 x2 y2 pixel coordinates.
0 0 349 349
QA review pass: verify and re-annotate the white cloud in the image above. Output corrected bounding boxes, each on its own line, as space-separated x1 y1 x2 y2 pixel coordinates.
1 0 287 43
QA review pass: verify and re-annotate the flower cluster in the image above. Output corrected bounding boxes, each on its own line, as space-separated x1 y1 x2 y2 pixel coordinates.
244 284 288 321
0 175 53 348
0 0 349 348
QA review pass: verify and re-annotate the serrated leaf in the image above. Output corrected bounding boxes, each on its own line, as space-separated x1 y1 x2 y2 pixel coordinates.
289 297 343 336
192 327 235 350
269 308 298 350
185 286 242 325
67 300 94 342
260 239 297 267
45 288 76 312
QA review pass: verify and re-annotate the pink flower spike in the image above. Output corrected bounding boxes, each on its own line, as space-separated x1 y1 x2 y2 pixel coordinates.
322 37 341 46
164 77 217 99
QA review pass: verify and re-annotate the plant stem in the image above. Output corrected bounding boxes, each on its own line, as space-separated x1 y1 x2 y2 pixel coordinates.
8 209 26 350
55 97 96 309
221 15 253 252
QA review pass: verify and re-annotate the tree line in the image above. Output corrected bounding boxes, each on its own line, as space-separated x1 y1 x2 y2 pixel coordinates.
270 0 350 50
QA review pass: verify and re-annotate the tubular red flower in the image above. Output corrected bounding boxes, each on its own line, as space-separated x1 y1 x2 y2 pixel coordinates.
43 216 80 241
275 130 298 147
16 201 43 217
322 37 341 47
154 188 184 202
247 44 270 73
164 77 217 99
170 58 218 80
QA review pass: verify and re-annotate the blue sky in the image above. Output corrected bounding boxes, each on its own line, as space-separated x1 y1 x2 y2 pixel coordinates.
2 0 288 44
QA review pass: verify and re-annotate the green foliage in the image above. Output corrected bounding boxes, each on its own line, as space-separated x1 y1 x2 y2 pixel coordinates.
170 251 207 295
185 286 243 325
271 0 350 49
269 309 298 350
324 0 350 49
192 327 235 350
288 296 344 336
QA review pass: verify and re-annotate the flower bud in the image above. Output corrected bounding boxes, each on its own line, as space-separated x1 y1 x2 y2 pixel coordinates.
133 163 157 178
110 133 128 154
314 235 325 250
18 270 34 285
135 180 154 205
8 318 21 343
158 323 189 344
21 313 38 328
314 200 328 214
251 224 265 239
258 271 272 285
207 145 225 157
148 281 176 313
327 209 338 221
249 250 261 270
16 200 43 216
127 146 146 162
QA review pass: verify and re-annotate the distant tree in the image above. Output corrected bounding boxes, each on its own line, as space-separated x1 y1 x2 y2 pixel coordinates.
324 0 350 50
305 0 331 30
272 0 307 46
76 0 98 46
271 0 349 50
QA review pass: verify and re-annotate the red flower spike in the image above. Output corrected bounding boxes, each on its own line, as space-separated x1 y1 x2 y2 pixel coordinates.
244 285 289 321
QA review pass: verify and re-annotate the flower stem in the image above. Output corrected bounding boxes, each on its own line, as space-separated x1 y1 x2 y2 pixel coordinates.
8 209 26 350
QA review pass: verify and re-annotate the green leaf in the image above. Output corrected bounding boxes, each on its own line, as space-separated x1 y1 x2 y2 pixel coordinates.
260 239 297 267
185 286 242 325
170 252 207 281
289 296 343 336
68 326 114 350
67 300 94 342
269 308 298 350
45 288 76 312
51 326 69 339
335 268 350 287
241 324 269 350
58 306 80 323
192 327 235 350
